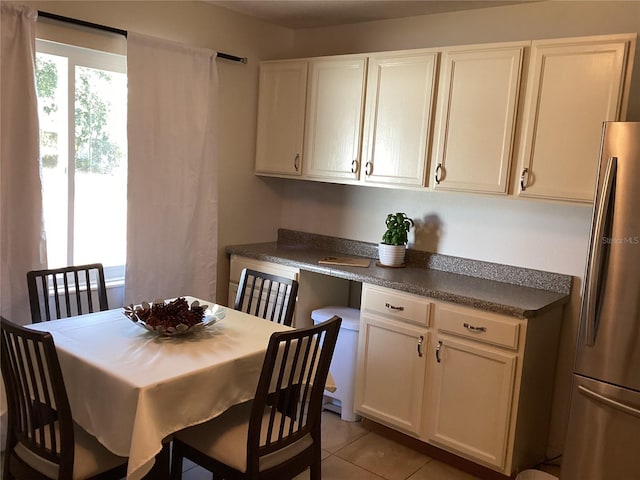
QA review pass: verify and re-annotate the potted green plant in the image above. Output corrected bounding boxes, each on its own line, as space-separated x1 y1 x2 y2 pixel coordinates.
379 212 414 267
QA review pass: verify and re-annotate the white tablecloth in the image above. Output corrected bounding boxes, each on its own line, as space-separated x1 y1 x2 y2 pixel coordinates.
28 296 291 480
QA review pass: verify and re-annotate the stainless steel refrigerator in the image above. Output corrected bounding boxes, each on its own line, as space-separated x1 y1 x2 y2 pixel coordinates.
561 122 640 479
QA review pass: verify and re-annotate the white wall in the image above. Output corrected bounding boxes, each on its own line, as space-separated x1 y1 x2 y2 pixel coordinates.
269 0 640 457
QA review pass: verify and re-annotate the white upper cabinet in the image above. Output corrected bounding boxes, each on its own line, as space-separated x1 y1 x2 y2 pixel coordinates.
431 43 525 194
516 34 635 202
255 60 308 176
361 51 439 188
253 34 636 203
303 56 367 181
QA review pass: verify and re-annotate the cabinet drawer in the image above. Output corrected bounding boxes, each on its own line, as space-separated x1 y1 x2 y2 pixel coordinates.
230 255 298 282
436 303 521 350
362 284 431 326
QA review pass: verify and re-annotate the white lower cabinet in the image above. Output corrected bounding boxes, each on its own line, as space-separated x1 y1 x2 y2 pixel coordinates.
425 334 517 470
355 284 562 476
356 314 429 435
355 284 431 436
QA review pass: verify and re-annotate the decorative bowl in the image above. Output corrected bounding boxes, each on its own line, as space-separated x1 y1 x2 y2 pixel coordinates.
124 297 224 336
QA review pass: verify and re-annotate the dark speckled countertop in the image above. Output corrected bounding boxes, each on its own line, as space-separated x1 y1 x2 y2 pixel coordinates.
225 229 572 319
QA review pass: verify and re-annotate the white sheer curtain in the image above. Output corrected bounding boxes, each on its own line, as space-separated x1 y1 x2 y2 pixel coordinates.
0 2 45 452
0 3 46 325
125 33 218 304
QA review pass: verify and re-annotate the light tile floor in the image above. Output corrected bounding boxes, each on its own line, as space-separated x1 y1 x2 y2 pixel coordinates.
0 411 560 480
180 410 562 480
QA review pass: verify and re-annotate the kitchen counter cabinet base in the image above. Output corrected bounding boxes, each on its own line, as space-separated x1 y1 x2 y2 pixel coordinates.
356 284 563 476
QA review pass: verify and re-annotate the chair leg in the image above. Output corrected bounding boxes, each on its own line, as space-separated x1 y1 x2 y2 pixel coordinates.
169 442 183 480
310 461 321 480
309 444 322 480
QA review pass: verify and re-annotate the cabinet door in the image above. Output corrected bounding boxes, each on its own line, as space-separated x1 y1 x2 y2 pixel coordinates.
516 36 632 202
355 313 428 435
303 56 367 181
425 335 516 470
432 44 524 194
361 51 438 187
255 61 308 176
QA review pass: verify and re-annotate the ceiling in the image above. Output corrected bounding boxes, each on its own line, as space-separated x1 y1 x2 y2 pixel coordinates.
207 0 540 29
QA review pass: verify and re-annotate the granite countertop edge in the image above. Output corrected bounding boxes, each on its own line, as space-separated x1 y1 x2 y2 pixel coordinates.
225 230 573 320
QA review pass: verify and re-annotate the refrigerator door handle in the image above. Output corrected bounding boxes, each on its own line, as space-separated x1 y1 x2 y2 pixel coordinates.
584 155 617 346
578 385 640 419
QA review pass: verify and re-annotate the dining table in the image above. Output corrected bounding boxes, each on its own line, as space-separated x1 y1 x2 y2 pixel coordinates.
27 296 294 480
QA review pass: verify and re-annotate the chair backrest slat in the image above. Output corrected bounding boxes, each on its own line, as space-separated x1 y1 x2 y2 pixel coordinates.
51 274 62 320
84 269 93 313
27 263 109 323
63 273 72 317
234 268 299 327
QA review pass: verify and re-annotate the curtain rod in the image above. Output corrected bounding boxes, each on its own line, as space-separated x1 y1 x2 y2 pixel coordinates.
37 10 248 64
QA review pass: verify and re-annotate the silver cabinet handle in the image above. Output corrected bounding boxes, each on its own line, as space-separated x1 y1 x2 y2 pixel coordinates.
584 156 617 346
384 303 404 312
294 153 300 171
434 163 443 184
351 159 359 174
463 322 487 333
364 161 372 176
578 385 640 419
417 336 424 357
435 340 442 363
520 168 529 191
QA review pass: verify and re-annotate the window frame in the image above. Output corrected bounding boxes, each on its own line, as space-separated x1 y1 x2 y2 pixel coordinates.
36 39 127 284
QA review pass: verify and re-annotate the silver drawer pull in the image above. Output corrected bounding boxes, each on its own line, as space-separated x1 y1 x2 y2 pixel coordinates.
417 336 424 357
463 322 487 333
385 303 404 312
435 340 442 363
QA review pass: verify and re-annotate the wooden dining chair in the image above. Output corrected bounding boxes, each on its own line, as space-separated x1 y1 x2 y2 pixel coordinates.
0 316 128 480
170 315 342 480
26 263 109 323
234 268 299 327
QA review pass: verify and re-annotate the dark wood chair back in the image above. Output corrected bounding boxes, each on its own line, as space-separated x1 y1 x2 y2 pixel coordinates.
1 316 75 479
1 317 127 480
170 316 341 480
26 263 108 322
246 315 341 478
234 268 299 327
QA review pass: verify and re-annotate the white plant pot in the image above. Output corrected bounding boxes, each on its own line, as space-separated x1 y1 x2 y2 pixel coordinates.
378 243 406 267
